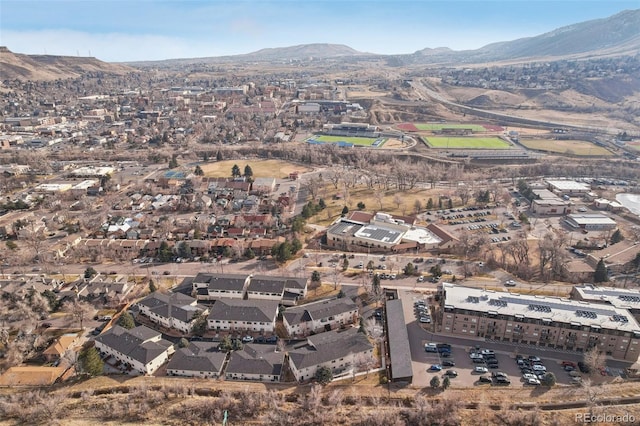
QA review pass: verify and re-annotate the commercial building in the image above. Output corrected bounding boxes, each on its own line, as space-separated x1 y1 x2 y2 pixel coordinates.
565 213 617 231
546 180 591 195
441 283 640 361
326 211 445 253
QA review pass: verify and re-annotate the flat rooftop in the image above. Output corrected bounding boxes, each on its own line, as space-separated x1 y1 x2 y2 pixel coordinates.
566 214 616 226
546 180 591 191
402 227 442 245
354 224 403 245
386 298 413 381
574 284 640 310
443 283 640 334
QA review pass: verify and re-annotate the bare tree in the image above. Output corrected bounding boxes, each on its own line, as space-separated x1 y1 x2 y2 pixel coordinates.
62 298 94 330
583 346 606 377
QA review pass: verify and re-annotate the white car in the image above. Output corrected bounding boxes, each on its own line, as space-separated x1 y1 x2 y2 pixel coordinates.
504 280 516 287
419 316 431 324
532 364 546 372
526 377 541 385
474 366 488 374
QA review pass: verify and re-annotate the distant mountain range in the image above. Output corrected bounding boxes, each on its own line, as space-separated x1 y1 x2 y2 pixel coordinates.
1 9 638 79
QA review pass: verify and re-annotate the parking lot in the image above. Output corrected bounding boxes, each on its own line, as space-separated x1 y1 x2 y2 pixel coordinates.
398 290 625 389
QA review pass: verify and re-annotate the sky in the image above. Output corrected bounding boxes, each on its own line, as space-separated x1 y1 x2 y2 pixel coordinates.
1 0 638 62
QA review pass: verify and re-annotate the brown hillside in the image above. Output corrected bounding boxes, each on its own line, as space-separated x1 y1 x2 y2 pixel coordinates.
0 46 133 81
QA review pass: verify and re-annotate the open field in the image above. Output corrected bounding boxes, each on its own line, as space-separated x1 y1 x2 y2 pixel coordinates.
306 135 387 147
424 136 512 149
199 159 311 179
519 138 614 156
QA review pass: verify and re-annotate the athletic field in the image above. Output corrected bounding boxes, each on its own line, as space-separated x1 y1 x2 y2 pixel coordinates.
306 135 387 147
424 136 512 149
519 139 613 156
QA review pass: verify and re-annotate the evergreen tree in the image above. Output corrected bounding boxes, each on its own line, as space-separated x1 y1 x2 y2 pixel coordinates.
231 164 241 178
430 376 440 389
194 165 204 176
311 270 321 283
315 366 333 385
403 263 415 275
191 311 207 336
610 229 624 245
541 372 556 387
291 238 302 254
442 376 451 390
318 199 326 209
216 151 223 161
158 241 173 262
594 258 609 282
243 165 253 179
357 201 366 210
84 267 97 279
427 198 434 210
372 273 381 295
79 346 104 376
447 198 453 209
117 312 136 329
168 154 179 169
244 247 255 259
341 206 349 216
342 258 349 271
178 338 189 348
148 279 157 293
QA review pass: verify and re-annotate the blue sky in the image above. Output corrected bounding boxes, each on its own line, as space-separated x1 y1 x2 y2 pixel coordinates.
1 1 637 62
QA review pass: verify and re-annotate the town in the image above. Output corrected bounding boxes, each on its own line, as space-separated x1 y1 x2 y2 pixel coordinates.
1 8 640 425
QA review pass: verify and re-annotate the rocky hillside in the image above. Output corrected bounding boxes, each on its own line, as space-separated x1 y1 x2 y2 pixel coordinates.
0 47 133 81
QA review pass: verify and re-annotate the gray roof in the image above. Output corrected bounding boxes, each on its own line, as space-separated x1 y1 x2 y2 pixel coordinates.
193 273 249 292
283 298 357 326
327 221 362 236
166 342 226 373
226 343 284 376
246 276 286 295
136 291 204 323
288 328 373 370
385 299 413 381
95 325 171 365
207 299 279 322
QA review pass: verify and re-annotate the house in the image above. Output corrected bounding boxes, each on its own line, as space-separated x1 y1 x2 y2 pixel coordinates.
225 343 284 382
135 292 207 334
166 342 226 378
77 275 133 304
283 298 358 337
192 273 250 300
585 240 640 274
288 328 374 382
206 299 279 334
94 325 174 375
42 333 79 362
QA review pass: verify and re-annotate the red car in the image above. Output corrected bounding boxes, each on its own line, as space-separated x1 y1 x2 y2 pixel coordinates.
561 361 577 368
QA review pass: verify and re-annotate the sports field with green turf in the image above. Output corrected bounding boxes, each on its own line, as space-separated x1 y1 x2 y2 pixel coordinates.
306 135 387 147
424 136 512 149
415 123 487 132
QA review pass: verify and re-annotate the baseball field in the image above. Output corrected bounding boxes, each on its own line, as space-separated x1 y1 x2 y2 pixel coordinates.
518 139 613 156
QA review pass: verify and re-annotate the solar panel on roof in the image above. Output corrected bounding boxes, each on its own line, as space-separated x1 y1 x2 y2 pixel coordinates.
467 296 479 303
489 299 507 307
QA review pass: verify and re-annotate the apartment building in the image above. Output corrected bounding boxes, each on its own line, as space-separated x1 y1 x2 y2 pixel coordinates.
441 283 640 361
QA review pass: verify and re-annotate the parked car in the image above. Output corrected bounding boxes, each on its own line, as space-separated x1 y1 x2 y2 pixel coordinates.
442 360 455 367
504 280 517 287
494 376 511 385
428 364 443 372
478 376 492 384
241 335 254 343
577 361 591 373
419 316 431 324
474 366 488 374
445 370 458 377
425 343 438 352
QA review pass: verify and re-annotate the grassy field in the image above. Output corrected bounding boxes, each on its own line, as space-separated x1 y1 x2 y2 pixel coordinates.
415 123 488 132
425 136 512 149
306 135 386 147
199 159 310 179
519 138 613 156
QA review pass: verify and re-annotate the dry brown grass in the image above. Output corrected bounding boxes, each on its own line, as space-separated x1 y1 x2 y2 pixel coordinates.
199 159 311 179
